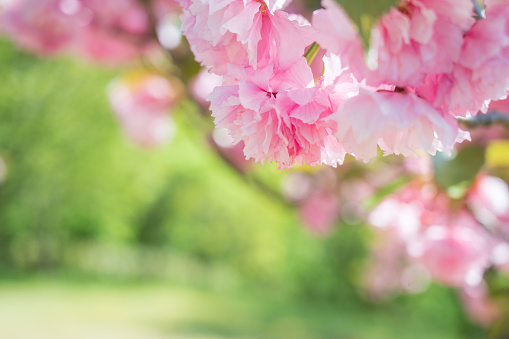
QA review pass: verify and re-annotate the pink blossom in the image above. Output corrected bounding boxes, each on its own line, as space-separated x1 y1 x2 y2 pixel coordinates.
299 191 340 235
180 0 316 75
334 89 465 162
369 196 423 241
73 0 156 63
361 232 410 301
367 0 474 87
362 216 432 300
467 174 509 236
2 0 79 55
410 212 492 287
488 97 509 114
313 0 474 87
191 68 223 108
311 0 366 80
417 3 509 116
80 0 150 36
208 58 345 168
108 71 181 147
339 178 375 220
76 24 146 63
367 183 496 289
460 283 500 326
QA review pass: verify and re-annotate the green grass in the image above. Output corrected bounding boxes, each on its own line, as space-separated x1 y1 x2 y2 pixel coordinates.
0 275 484 339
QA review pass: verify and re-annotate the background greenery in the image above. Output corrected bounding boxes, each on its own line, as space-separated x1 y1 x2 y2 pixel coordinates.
0 39 484 338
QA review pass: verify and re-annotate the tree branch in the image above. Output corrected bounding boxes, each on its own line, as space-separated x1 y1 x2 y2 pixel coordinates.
457 112 509 129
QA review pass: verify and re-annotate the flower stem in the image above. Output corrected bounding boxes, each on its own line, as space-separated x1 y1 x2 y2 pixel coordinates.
304 42 320 65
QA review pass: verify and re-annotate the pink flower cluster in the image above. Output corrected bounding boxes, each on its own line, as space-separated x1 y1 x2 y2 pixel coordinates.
365 175 509 325
180 0 509 168
1 0 179 63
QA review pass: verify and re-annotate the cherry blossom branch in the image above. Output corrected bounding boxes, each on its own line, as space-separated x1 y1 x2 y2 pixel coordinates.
135 0 292 206
457 112 509 129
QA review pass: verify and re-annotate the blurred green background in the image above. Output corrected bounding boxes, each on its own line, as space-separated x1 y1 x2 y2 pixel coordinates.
0 38 484 339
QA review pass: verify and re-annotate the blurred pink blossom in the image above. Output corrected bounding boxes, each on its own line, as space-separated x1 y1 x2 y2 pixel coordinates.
191 69 223 108
467 174 509 236
460 283 500 326
108 71 181 147
411 214 492 287
299 191 340 235
2 0 79 55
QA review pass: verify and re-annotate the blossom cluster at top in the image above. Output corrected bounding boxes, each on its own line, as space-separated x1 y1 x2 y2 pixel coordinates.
179 0 509 168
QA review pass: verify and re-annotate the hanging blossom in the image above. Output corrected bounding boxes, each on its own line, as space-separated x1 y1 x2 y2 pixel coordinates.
208 56 346 168
334 88 466 161
311 0 478 163
178 0 316 75
417 0 509 116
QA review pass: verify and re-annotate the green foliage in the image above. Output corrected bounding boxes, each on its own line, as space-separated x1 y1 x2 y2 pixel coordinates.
433 145 485 193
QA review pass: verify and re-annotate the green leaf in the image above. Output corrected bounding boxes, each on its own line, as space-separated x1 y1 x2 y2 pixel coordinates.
433 145 485 192
334 0 401 49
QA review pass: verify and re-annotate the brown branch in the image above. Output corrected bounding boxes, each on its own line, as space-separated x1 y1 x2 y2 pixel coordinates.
457 112 509 129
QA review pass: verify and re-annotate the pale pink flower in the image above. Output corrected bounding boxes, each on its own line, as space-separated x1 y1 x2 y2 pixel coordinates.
334 89 465 162
108 72 181 147
180 0 316 75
